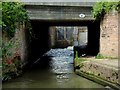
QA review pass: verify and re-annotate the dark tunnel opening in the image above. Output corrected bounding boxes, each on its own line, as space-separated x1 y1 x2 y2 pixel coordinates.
30 21 50 61
29 20 100 62
87 21 100 56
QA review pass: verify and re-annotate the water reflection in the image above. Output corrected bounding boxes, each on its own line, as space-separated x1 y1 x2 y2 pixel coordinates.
3 49 104 88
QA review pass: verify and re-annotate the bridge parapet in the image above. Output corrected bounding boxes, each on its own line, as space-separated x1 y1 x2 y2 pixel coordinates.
23 1 96 21
22 2 96 7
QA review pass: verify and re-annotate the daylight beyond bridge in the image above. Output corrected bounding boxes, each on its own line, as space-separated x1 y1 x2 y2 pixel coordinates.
22 1 100 60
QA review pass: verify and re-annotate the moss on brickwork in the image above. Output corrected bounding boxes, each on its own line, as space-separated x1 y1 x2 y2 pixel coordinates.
74 58 119 89
74 51 87 63
75 58 87 63
75 69 120 89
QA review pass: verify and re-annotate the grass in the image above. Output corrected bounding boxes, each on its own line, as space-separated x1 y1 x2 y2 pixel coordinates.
95 53 118 59
75 51 87 63
75 58 88 63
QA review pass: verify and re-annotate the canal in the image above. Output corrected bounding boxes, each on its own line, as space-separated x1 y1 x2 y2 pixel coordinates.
3 49 104 88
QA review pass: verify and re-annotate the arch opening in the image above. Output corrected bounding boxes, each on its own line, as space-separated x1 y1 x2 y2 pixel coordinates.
29 20 100 62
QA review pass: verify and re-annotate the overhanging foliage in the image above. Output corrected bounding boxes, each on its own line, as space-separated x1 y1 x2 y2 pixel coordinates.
92 1 120 20
2 2 31 38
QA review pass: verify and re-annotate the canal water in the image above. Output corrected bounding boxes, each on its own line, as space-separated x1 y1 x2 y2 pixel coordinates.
3 49 104 88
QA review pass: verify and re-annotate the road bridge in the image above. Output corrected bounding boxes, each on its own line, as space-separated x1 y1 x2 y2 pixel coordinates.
23 2 96 21
22 1 100 60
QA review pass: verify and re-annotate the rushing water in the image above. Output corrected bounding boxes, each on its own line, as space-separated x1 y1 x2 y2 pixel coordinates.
3 49 104 88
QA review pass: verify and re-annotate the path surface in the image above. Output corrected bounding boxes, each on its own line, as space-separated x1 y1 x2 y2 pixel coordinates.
75 56 119 87
81 57 119 68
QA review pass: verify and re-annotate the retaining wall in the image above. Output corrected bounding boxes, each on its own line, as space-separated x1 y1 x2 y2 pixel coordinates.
2 23 31 75
100 10 119 57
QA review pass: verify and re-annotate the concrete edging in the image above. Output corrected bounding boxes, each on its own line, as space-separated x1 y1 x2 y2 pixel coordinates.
75 69 120 89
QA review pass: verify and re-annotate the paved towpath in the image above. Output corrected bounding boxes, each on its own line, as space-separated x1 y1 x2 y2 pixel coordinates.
81 57 119 69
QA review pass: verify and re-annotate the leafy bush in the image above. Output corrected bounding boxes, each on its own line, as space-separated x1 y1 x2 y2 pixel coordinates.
92 1 120 20
2 2 32 38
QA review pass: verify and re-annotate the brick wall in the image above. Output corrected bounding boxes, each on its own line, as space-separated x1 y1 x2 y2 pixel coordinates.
2 23 31 64
49 26 56 48
49 26 74 48
49 26 88 48
100 10 119 57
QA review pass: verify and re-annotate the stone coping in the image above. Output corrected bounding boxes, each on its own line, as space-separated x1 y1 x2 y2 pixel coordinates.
80 57 119 68
22 2 96 7
74 57 120 89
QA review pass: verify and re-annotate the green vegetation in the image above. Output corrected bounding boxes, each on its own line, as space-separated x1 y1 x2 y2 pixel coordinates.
2 40 23 80
2 2 33 38
76 70 120 89
1 2 32 81
0 1 2 28
75 51 87 63
95 53 118 59
92 1 120 20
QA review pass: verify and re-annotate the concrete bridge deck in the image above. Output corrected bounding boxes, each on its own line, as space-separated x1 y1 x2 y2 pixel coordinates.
22 2 96 7
21 1 97 20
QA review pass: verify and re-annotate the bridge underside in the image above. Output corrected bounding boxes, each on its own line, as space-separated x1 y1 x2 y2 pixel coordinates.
30 20 100 61
25 4 100 61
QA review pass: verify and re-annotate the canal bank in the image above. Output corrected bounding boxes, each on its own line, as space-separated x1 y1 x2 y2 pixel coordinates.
74 57 120 89
2 49 104 88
